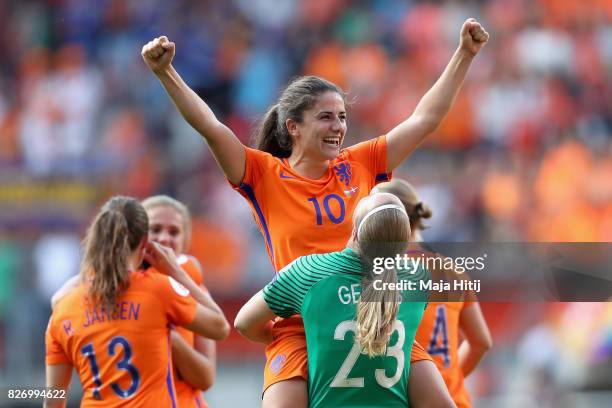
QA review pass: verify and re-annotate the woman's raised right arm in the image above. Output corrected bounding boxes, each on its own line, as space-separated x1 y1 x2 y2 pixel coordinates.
142 36 246 185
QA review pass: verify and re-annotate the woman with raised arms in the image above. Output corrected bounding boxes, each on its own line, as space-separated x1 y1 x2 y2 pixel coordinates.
142 18 488 407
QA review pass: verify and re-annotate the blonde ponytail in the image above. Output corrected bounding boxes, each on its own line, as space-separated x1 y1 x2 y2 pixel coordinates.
357 268 400 356
354 205 409 357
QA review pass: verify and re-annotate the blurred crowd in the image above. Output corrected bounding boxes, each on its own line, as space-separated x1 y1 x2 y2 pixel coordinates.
0 0 610 405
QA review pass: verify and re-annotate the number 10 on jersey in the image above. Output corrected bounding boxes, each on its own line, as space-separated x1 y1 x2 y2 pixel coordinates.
308 194 346 225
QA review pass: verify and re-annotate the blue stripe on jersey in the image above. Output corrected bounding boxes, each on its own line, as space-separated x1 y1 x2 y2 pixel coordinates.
375 172 390 183
195 394 203 408
239 183 275 267
166 334 177 408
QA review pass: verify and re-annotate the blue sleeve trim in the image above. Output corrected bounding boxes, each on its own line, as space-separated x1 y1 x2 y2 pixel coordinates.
238 183 275 265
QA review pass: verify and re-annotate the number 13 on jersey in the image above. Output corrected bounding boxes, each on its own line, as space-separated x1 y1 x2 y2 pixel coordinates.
81 336 140 400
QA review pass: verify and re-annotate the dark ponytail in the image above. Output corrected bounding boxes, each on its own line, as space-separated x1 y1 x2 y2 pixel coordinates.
411 202 432 227
374 179 433 231
255 104 293 158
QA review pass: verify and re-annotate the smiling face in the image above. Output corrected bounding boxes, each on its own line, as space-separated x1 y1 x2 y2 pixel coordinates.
146 205 186 254
288 91 347 161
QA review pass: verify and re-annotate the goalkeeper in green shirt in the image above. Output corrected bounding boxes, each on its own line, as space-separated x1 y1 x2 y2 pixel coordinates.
236 192 455 407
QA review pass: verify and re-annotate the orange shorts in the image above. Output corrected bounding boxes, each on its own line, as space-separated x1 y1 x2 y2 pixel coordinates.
263 316 308 392
263 316 433 392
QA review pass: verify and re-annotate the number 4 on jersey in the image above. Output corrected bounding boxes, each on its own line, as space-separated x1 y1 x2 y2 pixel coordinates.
428 305 450 368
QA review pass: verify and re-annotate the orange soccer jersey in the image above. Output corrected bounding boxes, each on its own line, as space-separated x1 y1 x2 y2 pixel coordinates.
46 270 197 408
233 135 391 273
415 300 476 408
232 136 430 389
172 255 208 408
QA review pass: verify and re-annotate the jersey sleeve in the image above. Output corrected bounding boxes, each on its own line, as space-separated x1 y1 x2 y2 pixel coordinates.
229 146 273 189
45 317 71 365
410 340 433 363
262 258 311 318
179 255 203 285
155 275 198 327
344 135 391 185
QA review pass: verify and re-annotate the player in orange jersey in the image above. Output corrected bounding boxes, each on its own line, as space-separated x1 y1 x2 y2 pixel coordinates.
375 179 492 408
51 195 219 408
45 196 229 408
143 18 488 407
142 195 216 408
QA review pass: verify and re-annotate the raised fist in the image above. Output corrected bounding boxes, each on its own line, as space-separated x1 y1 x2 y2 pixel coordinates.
141 36 176 74
459 18 489 56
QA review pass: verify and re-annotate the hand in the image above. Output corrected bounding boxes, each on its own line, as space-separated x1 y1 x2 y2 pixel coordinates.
141 36 176 74
144 241 184 280
459 18 489 56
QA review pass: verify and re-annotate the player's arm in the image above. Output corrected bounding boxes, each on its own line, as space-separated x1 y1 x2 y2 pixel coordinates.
145 242 230 340
170 330 216 391
44 364 72 408
141 36 246 185
234 291 276 344
236 260 305 343
386 19 488 171
458 301 492 376
50 275 79 310
170 277 217 392
408 360 457 408
185 296 230 341
195 335 217 388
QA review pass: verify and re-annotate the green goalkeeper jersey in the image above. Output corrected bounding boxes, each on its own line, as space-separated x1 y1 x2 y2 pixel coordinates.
263 248 428 408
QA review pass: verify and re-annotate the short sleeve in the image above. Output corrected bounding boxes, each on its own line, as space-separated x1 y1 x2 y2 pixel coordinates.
262 259 308 318
410 340 433 362
45 317 71 365
156 276 198 327
344 135 391 185
228 146 272 190
178 255 204 286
